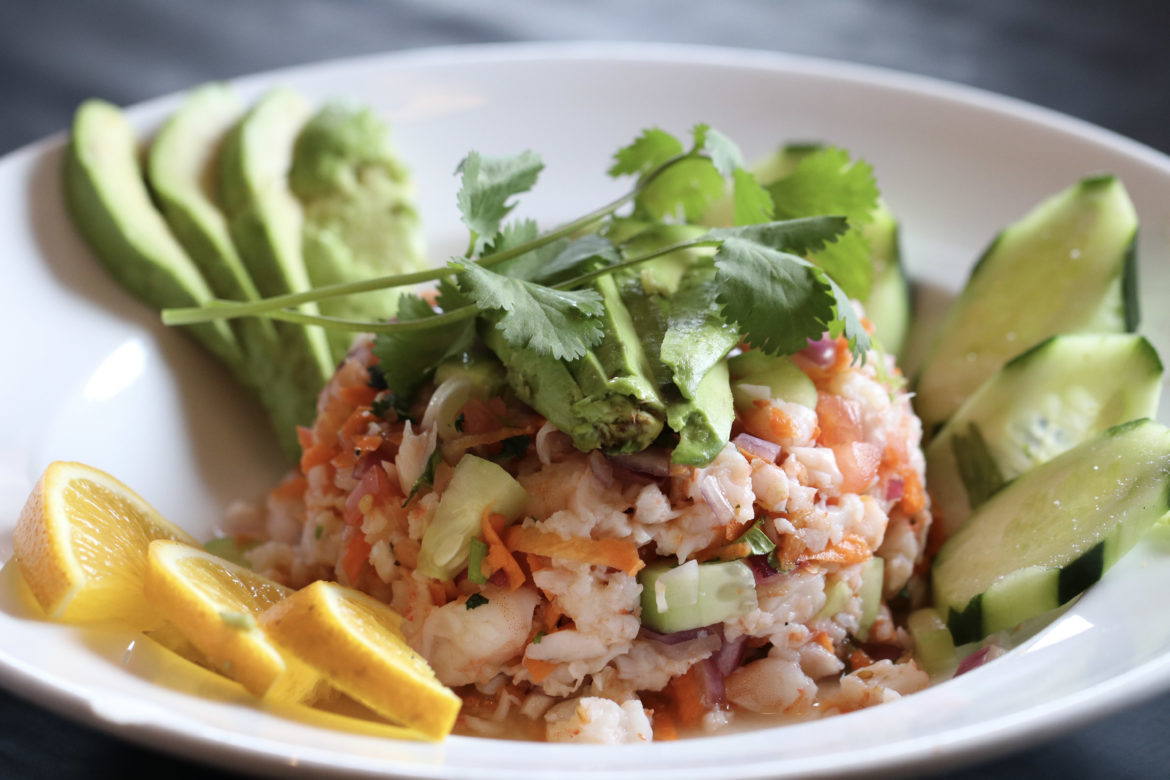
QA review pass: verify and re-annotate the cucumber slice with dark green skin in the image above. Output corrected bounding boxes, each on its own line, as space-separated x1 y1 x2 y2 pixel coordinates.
927 334 1163 538
860 205 912 359
932 418 1170 645
915 176 1139 436
63 99 245 373
638 560 757 633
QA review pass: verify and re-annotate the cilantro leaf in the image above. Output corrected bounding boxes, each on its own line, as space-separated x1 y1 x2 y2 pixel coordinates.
740 520 776 556
692 124 743 177
732 167 774 226
371 293 476 400
483 218 541 256
456 262 606 360
701 216 849 255
822 272 871 361
493 234 619 285
660 266 739 399
465 593 489 610
811 227 874 301
767 147 878 224
456 150 544 255
609 127 684 177
713 238 835 355
637 157 725 222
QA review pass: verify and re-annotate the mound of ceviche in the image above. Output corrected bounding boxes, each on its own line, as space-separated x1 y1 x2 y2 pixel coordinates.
167 123 939 742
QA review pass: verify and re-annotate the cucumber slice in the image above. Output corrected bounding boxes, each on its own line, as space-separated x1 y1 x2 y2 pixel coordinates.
860 205 912 359
932 419 1170 644
915 176 1138 435
927 334 1163 537
638 560 757 634
417 455 529 581
856 556 885 640
906 608 957 676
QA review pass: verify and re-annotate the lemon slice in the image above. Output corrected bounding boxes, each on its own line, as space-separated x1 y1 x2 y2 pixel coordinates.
13 461 197 626
144 539 324 704
260 581 462 740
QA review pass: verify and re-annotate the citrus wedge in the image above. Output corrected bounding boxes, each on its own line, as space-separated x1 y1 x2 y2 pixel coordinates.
144 539 323 704
13 461 197 626
259 580 461 740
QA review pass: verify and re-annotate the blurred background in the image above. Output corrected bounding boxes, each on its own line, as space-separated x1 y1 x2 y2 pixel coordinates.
2 0 1169 777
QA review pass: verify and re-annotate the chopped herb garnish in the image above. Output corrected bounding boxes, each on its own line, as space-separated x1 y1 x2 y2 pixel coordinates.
402 447 442 507
314 525 324 539
740 520 777 556
533 631 545 644
468 537 489 585
465 593 490 610
496 435 530 461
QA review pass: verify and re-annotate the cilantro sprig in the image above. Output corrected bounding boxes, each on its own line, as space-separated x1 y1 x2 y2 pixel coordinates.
163 125 876 403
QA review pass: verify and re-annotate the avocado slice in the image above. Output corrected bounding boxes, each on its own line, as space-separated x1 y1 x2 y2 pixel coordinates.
147 84 318 457
219 88 334 389
290 104 428 361
667 358 734 466
63 99 245 374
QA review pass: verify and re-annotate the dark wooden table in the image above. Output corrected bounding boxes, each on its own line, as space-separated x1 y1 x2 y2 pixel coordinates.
3 1 1169 777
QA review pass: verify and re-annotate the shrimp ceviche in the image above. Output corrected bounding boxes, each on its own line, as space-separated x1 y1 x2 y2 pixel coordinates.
38 84 1169 745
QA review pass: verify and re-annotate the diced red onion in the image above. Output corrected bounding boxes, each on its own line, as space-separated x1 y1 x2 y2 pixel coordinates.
698 474 736 525
799 336 837 367
732 433 781 462
638 626 714 645
955 645 996 677
609 449 670 478
352 443 396 479
746 554 785 585
588 451 615 487
715 634 747 676
885 476 905 502
694 658 726 707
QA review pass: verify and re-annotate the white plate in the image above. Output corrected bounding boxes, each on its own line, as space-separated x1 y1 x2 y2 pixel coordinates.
2 42 1170 779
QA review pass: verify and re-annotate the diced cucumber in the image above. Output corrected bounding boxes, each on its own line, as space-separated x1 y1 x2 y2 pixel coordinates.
814 579 852 621
728 351 818 410
856 556 885 641
915 176 1139 435
638 560 757 634
927 334 1162 537
907 608 957 676
417 455 529 581
932 419 1170 644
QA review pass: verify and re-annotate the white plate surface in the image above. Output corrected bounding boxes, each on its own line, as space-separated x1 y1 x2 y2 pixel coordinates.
2 41 1170 779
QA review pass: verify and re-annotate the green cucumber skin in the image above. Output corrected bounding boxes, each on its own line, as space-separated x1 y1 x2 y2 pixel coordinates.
926 333 1163 538
934 418 1170 644
915 176 1139 434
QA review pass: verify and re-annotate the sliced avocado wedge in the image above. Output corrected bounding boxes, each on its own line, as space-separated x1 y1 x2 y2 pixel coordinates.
148 84 318 457
914 176 1138 435
291 104 428 362
219 87 334 388
63 99 244 373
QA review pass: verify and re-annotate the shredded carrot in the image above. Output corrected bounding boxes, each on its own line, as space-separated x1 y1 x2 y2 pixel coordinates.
776 533 806 569
522 656 558 684
652 710 679 741
300 440 336 472
481 513 526 590
339 384 379 407
812 630 835 653
899 469 926 516
504 525 644 576
691 540 751 563
802 533 872 566
427 580 449 606
849 648 874 670
541 597 565 632
270 474 307 502
445 425 538 460
339 406 377 441
341 530 371 584
668 667 707 728
458 397 510 435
